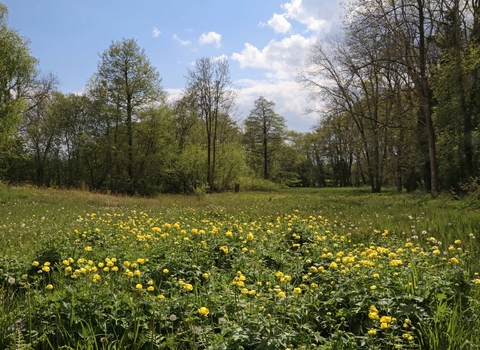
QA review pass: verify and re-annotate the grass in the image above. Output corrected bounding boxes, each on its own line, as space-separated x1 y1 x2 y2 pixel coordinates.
1 185 480 349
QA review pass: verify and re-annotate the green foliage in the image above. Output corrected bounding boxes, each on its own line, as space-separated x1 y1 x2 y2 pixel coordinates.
243 96 287 181
236 176 280 191
0 4 37 147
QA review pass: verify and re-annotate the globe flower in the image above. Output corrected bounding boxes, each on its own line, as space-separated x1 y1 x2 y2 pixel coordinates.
136 284 143 290
198 307 209 316
450 257 459 264
293 287 302 294
184 283 193 291
46 284 54 290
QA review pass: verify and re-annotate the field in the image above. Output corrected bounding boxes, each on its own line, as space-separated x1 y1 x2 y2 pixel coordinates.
1 185 480 349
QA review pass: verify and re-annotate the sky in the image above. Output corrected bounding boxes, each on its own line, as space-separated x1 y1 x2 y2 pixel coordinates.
4 0 343 132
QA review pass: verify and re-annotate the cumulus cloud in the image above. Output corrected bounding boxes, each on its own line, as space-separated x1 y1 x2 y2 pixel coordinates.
199 31 222 47
266 13 292 33
173 34 191 46
282 0 341 33
212 54 228 62
152 27 161 37
165 88 183 103
231 34 314 80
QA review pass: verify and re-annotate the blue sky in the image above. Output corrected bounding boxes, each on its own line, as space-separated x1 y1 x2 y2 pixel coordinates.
4 0 343 132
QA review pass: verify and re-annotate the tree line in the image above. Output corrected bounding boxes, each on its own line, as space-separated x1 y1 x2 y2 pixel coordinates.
1 1 479 194
299 0 480 194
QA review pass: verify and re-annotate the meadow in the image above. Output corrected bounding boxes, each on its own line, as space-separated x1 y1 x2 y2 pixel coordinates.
1 185 480 349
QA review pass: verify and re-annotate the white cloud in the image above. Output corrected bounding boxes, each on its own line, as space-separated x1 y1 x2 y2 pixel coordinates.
266 13 292 33
212 54 228 62
166 88 183 103
199 31 222 47
173 34 191 46
152 27 161 37
282 0 341 33
231 34 314 80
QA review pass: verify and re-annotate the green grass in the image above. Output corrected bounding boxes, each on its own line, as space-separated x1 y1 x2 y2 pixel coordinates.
1 185 480 349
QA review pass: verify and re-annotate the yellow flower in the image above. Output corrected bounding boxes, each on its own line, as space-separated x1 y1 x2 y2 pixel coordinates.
329 262 338 269
147 286 154 291
293 287 302 294
247 233 254 240
147 279 154 285
373 273 380 278
220 246 229 254
184 283 193 291
135 284 143 290
46 284 54 290
277 291 286 298
137 258 145 265
390 259 403 267
157 294 165 299
367 329 377 335
163 268 169 274
474 279 480 284
450 257 459 264
370 285 377 290
198 307 209 316
454 239 462 244
432 249 441 255
42 266 50 272
380 316 392 323
202 273 210 279
93 274 101 282
85 246 93 252
380 322 389 329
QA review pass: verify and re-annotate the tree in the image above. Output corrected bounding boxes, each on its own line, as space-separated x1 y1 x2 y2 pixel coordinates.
243 96 286 180
88 38 165 192
184 57 237 191
0 3 37 148
340 0 441 193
